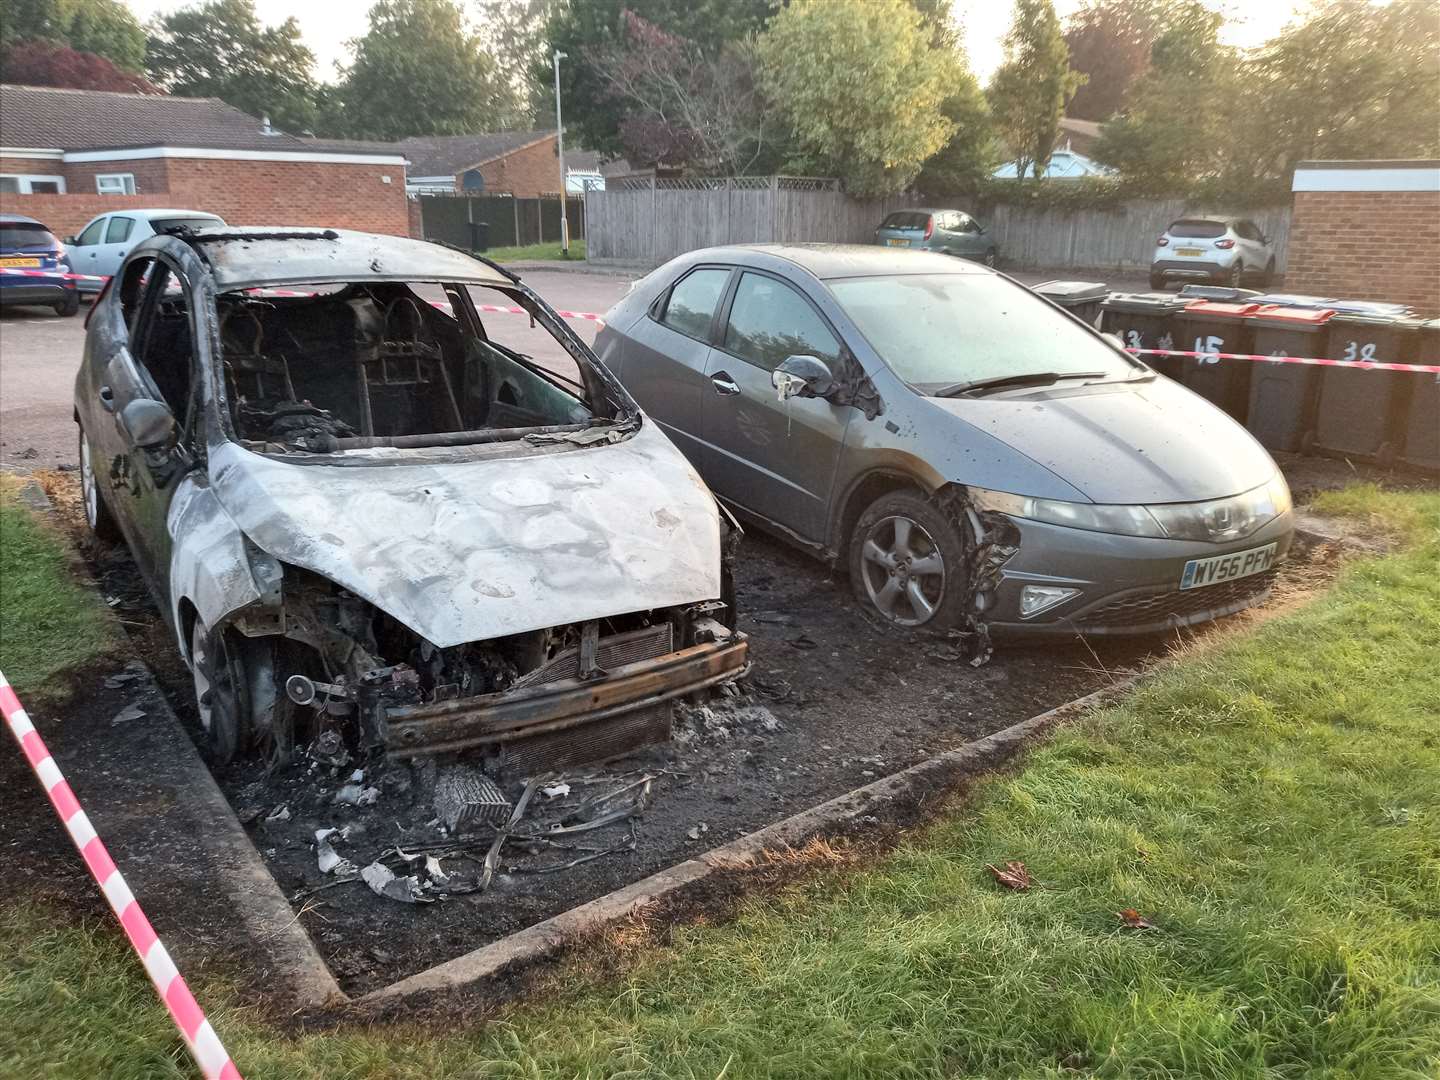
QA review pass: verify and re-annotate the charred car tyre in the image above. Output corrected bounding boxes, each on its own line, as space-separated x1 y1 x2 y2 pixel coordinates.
849 490 969 630
191 621 251 765
78 426 119 541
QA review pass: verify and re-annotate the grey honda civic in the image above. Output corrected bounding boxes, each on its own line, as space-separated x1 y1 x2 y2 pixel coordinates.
594 245 1294 637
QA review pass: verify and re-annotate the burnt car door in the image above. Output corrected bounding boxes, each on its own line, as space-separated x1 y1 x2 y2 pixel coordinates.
102 256 198 595
700 269 853 543
614 264 733 469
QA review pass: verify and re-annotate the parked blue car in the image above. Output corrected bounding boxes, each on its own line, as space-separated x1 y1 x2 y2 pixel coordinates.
0 213 78 316
874 208 998 267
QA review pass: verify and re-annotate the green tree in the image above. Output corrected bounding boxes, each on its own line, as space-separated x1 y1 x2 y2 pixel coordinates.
910 0 998 193
1091 2 1231 185
542 0 773 159
473 0 556 128
0 0 146 72
339 0 519 139
988 0 1085 179
146 0 320 133
1237 0 1440 179
756 0 956 196
1063 0 1178 121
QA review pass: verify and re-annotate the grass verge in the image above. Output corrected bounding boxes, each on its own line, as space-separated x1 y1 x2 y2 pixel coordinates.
0 476 115 691
481 238 586 263
2 490 1438 1078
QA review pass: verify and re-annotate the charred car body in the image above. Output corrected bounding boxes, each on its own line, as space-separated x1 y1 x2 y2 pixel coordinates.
74 228 745 766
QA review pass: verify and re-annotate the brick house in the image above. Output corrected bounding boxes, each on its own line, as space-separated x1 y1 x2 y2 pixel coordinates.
0 84 409 237
1284 160 1440 314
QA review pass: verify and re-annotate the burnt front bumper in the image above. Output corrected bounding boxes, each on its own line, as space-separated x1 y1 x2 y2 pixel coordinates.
384 636 749 758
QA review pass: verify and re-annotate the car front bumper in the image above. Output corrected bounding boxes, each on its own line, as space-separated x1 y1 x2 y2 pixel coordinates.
383 635 749 758
983 511 1294 636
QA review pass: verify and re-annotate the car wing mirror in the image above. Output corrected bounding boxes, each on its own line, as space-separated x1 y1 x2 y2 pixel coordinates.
119 397 177 451
63 235 77 245
772 354 835 401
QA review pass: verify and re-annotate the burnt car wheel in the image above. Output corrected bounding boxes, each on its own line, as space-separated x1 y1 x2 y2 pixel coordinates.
191 621 250 765
849 491 968 630
77 426 119 541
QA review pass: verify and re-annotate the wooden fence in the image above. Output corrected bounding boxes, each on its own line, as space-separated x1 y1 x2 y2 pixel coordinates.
417 193 586 251
584 177 1292 274
585 177 923 265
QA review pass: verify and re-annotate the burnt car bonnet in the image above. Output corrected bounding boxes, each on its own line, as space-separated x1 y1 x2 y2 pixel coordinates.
206 422 722 648
927 375 1275 504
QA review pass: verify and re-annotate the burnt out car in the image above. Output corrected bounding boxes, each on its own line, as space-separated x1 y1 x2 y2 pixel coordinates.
74 227 745 766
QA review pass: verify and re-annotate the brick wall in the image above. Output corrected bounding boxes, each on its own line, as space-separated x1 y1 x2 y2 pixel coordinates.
474 135 562 198
0 155 65 177
1 155 409 238
63 158 171 196
407 194 423 238
1285 189 1440 314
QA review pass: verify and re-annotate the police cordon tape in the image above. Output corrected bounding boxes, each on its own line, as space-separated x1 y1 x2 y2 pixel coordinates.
0 669 242 1080
7 267 1435 371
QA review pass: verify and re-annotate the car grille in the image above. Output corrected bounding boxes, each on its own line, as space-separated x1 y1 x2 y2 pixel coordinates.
520 623 675 687
1077 571 1277 630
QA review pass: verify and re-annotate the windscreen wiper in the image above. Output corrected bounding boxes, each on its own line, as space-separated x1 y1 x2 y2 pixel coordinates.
934 370 1109 398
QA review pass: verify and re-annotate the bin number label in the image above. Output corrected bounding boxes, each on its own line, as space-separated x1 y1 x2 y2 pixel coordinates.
1193 335 1224 364
1342 340 1377 363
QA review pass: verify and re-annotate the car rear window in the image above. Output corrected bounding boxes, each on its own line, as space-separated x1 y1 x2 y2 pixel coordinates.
1167 219 1227 238
881 212 931 230
0 222 57 249
149 217 223 232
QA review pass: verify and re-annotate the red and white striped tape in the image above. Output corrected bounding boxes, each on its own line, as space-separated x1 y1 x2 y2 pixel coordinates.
0 265 108 283
1126 347 1440 374
0 669 241 1080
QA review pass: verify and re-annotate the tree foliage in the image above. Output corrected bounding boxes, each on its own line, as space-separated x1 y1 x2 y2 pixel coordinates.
909 0 997 194
146 0 320 133
542 0 773 159
1062 0 1176 121
757 0 957 196
338 0 520 139
472 0 557 129
586 11 774 174
988 0 1085 179
0 39 160 93
0 0 147 72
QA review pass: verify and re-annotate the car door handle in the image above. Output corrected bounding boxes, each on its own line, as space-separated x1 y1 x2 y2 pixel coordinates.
710 371 740 396
98 385 115 412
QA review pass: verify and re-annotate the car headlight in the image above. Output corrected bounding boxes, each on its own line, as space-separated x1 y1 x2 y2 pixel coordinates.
971 473 1290 543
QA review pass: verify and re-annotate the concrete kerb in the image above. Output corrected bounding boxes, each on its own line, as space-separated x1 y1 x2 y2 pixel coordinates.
11 465 1145 1013
361 676 1139 1004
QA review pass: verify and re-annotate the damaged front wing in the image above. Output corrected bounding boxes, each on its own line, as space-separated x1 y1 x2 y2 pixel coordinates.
384 635 749 759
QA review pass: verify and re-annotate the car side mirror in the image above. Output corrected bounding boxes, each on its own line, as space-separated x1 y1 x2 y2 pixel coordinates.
119 397 177 450
63 235 77 245
772 354 834 401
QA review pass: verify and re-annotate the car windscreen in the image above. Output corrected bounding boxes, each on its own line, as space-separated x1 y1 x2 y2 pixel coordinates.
150 217 223 232
1167 219 1227 238
0 222 58 249
827 273 1136 392
880 212 931 230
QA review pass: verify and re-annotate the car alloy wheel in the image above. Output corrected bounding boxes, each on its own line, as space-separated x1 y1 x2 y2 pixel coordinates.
77 426 118 540
191 621 248 764
984 248 998 268
858 514 947 627
1229 261 1245 287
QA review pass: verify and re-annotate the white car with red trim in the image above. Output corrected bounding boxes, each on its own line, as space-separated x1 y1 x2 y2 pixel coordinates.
1150 217 1276 291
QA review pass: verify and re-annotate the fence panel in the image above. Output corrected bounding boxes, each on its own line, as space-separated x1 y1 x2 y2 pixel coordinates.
417 193 587 251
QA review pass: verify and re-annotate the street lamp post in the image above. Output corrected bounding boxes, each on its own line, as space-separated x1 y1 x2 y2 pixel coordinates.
553 49 570 256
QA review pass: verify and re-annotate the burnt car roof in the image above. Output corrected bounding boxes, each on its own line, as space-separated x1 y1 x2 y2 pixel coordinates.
173 226 514 290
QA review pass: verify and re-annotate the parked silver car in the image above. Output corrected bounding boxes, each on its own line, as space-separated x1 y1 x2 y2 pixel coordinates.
874 208 998 266
1150 216 1275 290
64 208 224 292
74 227 745 765
596 245 1293 640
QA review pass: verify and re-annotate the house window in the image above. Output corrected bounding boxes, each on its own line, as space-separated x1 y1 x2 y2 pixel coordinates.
96 173 137 195
0 174 67 194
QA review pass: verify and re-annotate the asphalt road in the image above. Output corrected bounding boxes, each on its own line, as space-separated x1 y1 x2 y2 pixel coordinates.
0 263 1149 472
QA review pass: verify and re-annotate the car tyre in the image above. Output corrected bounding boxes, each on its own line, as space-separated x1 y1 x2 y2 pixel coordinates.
984 248 998 269
1149 270 1166 291
191 621 251 765
1261 258 1276 287
1227 261 1246 287
54 291 79 317
77 426 120 542
849 490 969 630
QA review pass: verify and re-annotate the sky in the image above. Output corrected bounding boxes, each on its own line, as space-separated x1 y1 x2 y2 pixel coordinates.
125 0 1317 86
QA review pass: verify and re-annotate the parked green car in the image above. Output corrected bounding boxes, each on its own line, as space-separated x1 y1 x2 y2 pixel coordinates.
874 209 998 266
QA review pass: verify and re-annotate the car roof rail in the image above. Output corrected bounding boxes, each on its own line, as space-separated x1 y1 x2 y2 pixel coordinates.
421 237 522 284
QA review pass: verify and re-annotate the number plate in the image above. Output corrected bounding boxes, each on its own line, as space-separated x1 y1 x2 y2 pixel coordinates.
1175 247 1205 257
1179 542 1277 590
885 238 910 247
0 257 42 268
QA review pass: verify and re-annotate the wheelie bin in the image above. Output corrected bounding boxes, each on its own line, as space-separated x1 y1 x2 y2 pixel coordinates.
1178 284 1261 303
1312 312 1422 463
1099 292 1188 379
1032 280 1109 327
1399 318 1440 473
1172 300 1260 421
1245 304 1334 452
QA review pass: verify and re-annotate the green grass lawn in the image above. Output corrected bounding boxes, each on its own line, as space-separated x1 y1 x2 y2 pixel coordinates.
0 478 115 692
2 487 1437 1078
481 238 586 263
